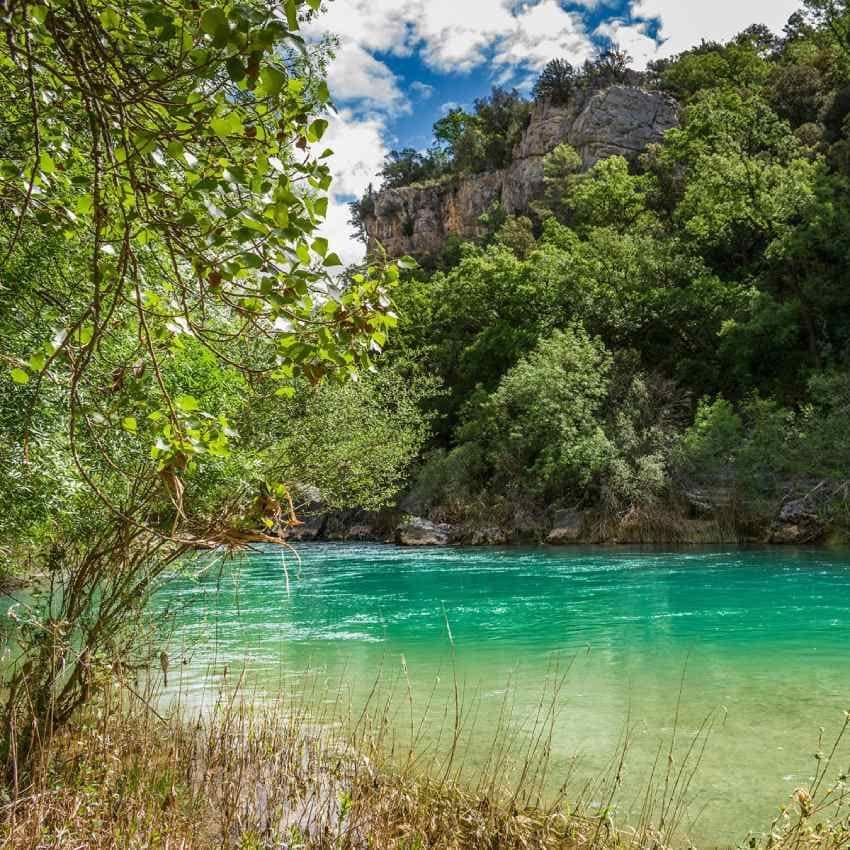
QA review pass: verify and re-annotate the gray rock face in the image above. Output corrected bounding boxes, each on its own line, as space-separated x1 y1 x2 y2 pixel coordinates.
283 513 326 541
769 499 825 544
396 516 453 546
778 499 818 524
546 509 586 545
368 171 503 259
570 85 679 167
364 86 679 259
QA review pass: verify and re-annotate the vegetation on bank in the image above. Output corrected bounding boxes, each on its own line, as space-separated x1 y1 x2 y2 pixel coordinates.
5 676 850 850
0 0 428 809
355 0 850 540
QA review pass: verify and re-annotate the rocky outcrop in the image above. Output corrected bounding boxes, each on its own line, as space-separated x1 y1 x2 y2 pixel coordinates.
368 172 503 260
768 499 826 544
283 513 327 542
546 509 587 545
570 85 679 167
395 517 453 547
466 527 509 546
364 86 679 259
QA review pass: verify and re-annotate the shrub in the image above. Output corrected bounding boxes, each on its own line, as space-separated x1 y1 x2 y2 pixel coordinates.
459 325 613 502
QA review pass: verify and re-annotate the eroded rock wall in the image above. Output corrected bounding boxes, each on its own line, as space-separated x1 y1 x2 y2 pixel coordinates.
364 85 679 259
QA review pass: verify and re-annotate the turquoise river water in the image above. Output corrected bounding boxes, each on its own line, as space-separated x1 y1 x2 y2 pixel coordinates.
152 543 850 846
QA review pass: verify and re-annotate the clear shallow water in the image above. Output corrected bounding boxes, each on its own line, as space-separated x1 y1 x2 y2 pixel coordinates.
153 544 850 846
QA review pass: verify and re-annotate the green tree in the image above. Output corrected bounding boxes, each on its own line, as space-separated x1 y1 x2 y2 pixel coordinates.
458 325 613 502
0 0 402 770
533 59 576 104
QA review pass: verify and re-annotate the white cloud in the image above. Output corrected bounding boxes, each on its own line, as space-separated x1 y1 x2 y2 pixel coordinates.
320 109 388 200
631 0 801 60
304 0 412 56
325 42 409 112
314 109 390 266
495 0 593 71
319 196 366 267
594 19 658 71
308 0 596 78
410 81 435 100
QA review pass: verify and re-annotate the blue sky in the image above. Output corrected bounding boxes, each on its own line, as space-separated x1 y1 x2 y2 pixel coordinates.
374 0 659 151
306 0 801 262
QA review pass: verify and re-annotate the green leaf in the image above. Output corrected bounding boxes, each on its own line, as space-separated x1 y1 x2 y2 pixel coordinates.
200 7 227 36
175 394 200 412
28 353 46 372
296 242 310 264
312 236 328 256
10 368 29 385
76 324 94 346
306 118 328 143
39 152 56 174
284 0 298 30
210 112 244 138
99 7 121 31
226 56 245 82
323 252 343 267
259 67 286 97
122 416 138 433
275 385 296 398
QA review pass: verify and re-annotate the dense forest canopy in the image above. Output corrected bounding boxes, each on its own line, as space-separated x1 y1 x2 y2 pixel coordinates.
358 0 850 536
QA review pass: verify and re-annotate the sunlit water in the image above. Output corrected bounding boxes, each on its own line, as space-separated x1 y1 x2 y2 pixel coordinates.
152 544 850 846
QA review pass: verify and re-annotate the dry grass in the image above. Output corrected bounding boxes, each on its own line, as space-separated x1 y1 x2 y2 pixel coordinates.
3 671 850 850
589 502 743 546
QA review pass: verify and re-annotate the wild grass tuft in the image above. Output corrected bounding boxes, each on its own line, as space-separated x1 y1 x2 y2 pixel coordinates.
3 667 850 850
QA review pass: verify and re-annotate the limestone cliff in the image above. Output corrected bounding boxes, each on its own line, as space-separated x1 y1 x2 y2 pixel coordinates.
363 85 679 259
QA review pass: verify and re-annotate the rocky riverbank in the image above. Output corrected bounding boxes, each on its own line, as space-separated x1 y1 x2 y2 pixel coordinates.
281 495 840 548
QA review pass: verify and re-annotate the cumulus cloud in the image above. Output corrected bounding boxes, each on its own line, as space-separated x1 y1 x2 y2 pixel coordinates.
410 81 435 100
326 42 409 112
594 19 658 71
308 0 596 79
495 0 593 71
313 110 390 266
304 0 411 57
631 0 801 60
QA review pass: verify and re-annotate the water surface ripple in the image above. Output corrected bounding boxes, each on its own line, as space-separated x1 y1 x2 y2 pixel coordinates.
154 544 850 846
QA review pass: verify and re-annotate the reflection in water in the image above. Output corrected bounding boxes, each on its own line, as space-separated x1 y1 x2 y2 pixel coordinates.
152 544 850 846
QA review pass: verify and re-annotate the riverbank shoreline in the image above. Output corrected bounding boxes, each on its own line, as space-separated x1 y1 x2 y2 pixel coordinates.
4 678 844 850
280 502 846 549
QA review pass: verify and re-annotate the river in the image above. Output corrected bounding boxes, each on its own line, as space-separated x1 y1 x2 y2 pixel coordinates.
152 543 850 846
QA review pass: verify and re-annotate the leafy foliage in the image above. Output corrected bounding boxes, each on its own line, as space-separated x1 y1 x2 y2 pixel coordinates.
0 0 418 773
457 326 613 502
0 0 400 540
387 7 850 529
533 59 577 104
